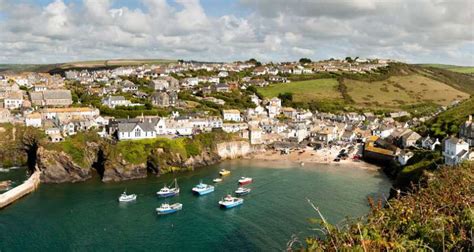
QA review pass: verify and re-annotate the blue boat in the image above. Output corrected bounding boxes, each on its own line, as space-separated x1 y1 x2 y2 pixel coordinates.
219 195 244 209
192 181 214 195
156 203 183 215
157 179 179 198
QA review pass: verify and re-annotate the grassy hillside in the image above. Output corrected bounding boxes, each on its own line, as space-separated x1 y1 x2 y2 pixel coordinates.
59 59 176 69
0 59 176 73
417 97 474 138
257 65 471 112
345 74 469 108
420 64 474 74
257 79 343 102
297 162 473 251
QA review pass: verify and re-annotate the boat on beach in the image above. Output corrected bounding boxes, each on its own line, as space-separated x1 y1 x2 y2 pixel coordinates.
219 195 244 209
238 177 253 185
118 191 137 202
235 187 251 196
192 181 215 195
219 169 230 176
157 179 180 198
156 203 183 215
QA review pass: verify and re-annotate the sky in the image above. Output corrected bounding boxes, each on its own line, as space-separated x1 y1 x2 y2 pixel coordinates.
0 0 473 65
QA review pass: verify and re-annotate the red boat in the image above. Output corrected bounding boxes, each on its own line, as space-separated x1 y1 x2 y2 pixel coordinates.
238 177 253 185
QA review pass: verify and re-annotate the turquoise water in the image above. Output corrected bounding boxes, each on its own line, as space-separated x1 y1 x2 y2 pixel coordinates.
0 160 391 251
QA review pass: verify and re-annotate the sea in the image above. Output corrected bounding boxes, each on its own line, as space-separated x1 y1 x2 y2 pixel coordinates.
0 159 391 251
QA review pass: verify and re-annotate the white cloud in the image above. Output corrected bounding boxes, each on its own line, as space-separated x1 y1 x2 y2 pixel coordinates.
0 0 472 65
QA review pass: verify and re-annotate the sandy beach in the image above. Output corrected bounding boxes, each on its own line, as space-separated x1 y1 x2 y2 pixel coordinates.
247 144 380 171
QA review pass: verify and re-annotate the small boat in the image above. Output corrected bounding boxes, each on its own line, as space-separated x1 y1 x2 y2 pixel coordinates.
156 203 183 215
157 179 180 198
192 181 215 195
219 169 230 176
300 162 305 166
219 195 244 209
213 178 223 183
118 191 137 202
235 187 251 196
238 177 253 185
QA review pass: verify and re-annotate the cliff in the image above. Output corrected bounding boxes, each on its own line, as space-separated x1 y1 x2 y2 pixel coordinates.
35 131 253 183
35 144 97 183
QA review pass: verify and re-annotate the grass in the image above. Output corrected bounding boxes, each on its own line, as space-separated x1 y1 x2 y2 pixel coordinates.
345 74 470 109
417 97 474 138
420 64 474 74
257 79 343 102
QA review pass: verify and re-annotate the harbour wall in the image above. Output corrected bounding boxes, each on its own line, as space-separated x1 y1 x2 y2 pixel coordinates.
0 171 40 209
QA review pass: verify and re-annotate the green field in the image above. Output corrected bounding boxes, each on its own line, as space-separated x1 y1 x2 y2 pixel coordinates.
420 64 474 74
345 74 470 108
257 79 343 102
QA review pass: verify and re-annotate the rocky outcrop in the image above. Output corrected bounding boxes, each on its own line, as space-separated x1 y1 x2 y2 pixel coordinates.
102 161 147 182
35 147 92 183
216 141 253 159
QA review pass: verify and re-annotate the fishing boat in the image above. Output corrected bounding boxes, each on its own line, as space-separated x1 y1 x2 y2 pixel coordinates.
238 177 253 185
192 181 215 195
235 187 251 196
219 195 244 209
118 191 137 202
156 203 183 215
213 178 223 183
157 179 180 198
219 169 230 176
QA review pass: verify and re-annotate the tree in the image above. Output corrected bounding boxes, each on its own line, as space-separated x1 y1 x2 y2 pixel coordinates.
299 58 312 64
278 92 293 107
345 56 354 63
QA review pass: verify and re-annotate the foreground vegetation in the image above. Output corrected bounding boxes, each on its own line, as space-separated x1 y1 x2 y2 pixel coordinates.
295 162 473 251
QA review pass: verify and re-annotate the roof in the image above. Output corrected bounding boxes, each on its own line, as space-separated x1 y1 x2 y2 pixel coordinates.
26 113 41 119
118 120 156 133
223 109 240 114
42 107 97 113
107 96 127 101
5 91 23 100
43 90 72 100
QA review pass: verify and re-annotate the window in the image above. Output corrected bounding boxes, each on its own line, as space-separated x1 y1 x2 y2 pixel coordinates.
135 128 141 137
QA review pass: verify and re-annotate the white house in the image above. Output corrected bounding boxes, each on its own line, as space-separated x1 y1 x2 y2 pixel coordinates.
218 71 229 78
4 91 23 109
25 113 42 127
223 109 241 122
102 96 131 108
118 120 157 140
249 126 263 145
421 135 440 150
443 137 469 166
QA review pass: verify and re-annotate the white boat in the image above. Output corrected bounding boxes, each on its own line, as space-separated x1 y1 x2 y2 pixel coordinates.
118 191 137 202
192 181 215 195
219 195 244 209
235 187 251 196
156 203 183 215
238 177 253 185
213 178 223 183
157 179 180 198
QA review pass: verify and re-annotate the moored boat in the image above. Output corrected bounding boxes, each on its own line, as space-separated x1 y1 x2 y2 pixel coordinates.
238 177 253 185
219 195 243 209
156 203 183 215
118 191 137 202
157 179 180 198
213 178 223 183
219 169 230 176
235 187 251 196
192 181 215 195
